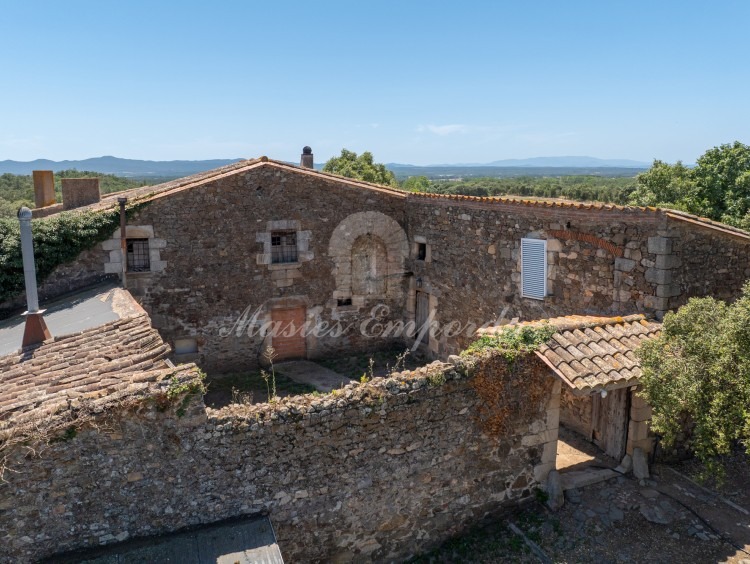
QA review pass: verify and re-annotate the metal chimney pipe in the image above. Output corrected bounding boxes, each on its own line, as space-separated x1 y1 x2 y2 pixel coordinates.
18 207 40 312
118 197 127 287
18 206 51 347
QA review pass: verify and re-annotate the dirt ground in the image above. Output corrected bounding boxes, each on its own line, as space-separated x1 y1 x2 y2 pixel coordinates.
316 347 427 380
203 348 429 408
203 369 316 407
417 442 750 563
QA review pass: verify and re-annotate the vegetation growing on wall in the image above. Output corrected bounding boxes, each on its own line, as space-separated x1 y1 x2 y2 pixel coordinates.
462 324 557 361
469 353 554 438
462 325 556 437
637 282 750 475
0 202 145 303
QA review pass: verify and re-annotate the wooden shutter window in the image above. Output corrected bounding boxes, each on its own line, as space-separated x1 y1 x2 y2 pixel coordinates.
521 238 547 300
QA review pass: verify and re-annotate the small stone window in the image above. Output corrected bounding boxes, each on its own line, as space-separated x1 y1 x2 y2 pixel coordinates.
174 338 198 355
271 231 298 264
103 225 166 275
126 239 150 272
417 242 427 261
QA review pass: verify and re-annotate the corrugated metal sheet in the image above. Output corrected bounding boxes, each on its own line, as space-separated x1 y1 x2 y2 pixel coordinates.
46 515 284 564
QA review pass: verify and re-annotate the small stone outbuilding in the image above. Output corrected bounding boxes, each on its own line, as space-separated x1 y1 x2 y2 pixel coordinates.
479 314 661 463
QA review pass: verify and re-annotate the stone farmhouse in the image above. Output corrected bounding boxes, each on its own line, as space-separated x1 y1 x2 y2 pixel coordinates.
18 148 750 369
1 148 749 561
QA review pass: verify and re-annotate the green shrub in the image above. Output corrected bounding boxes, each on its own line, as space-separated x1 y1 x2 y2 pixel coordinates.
0 202 145 303
637 282 750 475
462 324 557 361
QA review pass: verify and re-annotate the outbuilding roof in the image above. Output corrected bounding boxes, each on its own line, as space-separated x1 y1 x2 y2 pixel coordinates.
539 314 661 394
478 314 661 395
0 294 200 436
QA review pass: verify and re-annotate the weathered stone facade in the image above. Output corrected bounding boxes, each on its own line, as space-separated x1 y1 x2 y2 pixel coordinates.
4 159 750 371
665 215 750 307
406 197 666 356
117 164 410 370
0 355 560 563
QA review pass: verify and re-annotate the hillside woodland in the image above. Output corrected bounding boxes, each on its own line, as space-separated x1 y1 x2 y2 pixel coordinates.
0 170 148 219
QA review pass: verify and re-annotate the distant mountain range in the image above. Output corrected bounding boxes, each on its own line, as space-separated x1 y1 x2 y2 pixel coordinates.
0 155 651 181
390 156 651 168
0 156 244 178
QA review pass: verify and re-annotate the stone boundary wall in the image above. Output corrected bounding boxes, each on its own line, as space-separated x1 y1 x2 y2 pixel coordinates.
0 355 560 563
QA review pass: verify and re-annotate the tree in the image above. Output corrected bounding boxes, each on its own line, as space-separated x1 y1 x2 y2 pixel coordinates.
401 175 431 192
692 141 750 228
629 160 694 210
629 141 750 229
322 149 398 187
637 283 750 474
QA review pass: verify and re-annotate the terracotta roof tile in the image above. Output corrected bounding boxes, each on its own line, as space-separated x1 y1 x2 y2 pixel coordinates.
406 190 659 213
536 314 660 394
0 314 190 431
477 313 661 395
34 157 750 242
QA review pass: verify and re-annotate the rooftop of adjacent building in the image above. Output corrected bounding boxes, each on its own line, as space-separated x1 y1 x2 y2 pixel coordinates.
0 283 137 357
478 313 662 395
0 284 200 434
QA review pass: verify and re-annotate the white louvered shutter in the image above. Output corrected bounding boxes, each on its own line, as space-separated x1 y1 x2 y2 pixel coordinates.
521 238 547 299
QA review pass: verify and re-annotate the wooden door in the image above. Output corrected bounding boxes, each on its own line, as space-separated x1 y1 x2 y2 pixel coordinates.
271 307 306 361
415 291 429 345
591 388 629 460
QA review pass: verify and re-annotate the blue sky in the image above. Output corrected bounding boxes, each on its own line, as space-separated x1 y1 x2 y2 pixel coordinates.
1 1 748 165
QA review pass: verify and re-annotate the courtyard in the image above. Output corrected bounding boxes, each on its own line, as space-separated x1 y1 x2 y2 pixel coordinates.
415 440 750 563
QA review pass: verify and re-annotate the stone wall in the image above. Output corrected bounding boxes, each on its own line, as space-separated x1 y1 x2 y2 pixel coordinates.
405 197 664 356
5 165 750 367
559 387 592 439
0 355 560 563
666 217 750 308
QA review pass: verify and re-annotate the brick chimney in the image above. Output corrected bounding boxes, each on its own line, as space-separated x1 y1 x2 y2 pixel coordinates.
300 146 314 169
61 178 101 210
32 170 56 208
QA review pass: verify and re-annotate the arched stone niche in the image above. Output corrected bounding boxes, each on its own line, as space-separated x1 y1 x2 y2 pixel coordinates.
328 211 409 306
